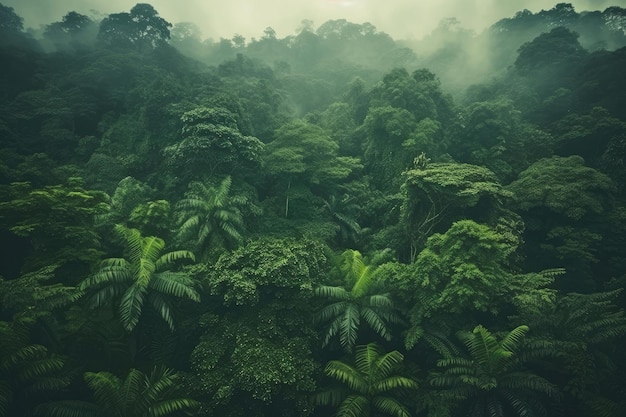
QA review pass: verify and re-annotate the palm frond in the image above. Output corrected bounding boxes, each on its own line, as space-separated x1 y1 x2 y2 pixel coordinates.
120 368 144 414
147 293 175 331
315 285 351 300
16 356 65 382
351 266 373 298
138 368 176 412
325 361 368 394
87 283 125 309
34 400 101 417
149 398 200 417
373 396 413 417
310 388 347 407
80 265 130 290
355 343 380 376
0 380 11 417
371 350 405 381
84 371 121 411
373 376 418 393
150 273 200 302
155 250 195 270
337 394 368 417
119 284 147 331
361 307 392 341
340 304 360 351
315 301 349 324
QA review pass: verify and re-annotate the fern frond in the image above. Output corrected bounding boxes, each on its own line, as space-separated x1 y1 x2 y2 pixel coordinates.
500 325 529 352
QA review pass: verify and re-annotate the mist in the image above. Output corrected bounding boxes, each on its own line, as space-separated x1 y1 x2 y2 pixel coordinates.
3 0 619 41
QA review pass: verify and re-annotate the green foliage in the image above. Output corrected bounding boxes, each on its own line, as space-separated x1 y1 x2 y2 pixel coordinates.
408 220 513 320
313 343 417 417
0 315 69 417
265 119 360 183
0 178 109 271
98 4 172 51
512 289 626 397
401 162 512 260
427 325 558 417
189 312 318 416
175 176 255 260
163 106 264 181
80 225 198 332
201 237 328 306
0 265 82 317
315 250 401 352
38 367 198 417
507 155 614 220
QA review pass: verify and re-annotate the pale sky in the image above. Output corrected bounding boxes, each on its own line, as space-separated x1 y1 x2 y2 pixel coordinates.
3 0 619 41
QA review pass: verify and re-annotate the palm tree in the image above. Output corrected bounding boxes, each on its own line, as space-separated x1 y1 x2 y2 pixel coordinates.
322 194 362 246
428 325 558 417
313 343 417 417
80 225 199 332
315 250 400 352
36 367 199 417
175 176 253 260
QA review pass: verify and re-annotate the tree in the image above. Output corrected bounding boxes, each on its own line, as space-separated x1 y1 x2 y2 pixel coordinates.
428 325 558 417
315 250 400 352
80 225 199 332
0 4 23 33
43 12 96 49
187 238 327 416
98 3 172 51
201 237 328 307
507 155 614 221
163 106 264 181
175 176 255 260
506 155 615 291
37 367 199 417
263 120 360 218
0 178 109 272
313 343 417 417
401 162 512 261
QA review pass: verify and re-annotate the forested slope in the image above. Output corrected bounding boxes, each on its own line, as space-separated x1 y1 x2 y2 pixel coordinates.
1 3 626 417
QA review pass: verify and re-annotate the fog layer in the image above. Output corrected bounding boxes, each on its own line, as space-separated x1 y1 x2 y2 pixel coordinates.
4 0 619 40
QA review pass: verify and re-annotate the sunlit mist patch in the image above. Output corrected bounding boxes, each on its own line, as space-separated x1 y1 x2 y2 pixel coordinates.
327 0 358 7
